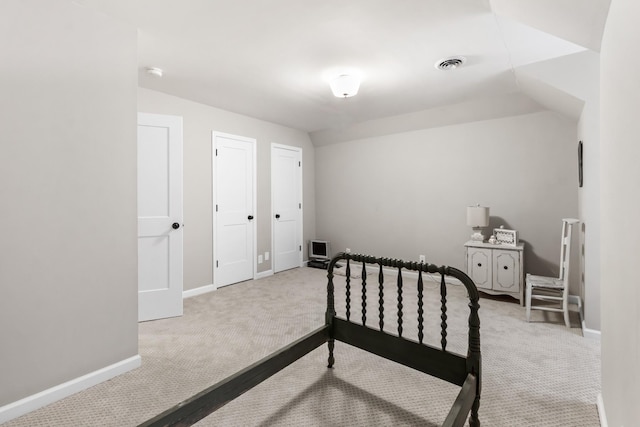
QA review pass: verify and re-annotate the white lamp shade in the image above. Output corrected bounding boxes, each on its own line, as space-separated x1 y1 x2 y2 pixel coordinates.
467 206 489 227
329 74 360 98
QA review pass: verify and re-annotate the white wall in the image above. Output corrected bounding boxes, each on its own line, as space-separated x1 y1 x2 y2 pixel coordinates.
578 98 601 333
315 111 579 289
516 50 602 331
0 0 138 408
138 88 316 290
600 0 640 424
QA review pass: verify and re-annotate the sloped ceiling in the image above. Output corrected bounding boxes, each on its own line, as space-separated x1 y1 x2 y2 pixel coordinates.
79 0 610 141
491 0 611 53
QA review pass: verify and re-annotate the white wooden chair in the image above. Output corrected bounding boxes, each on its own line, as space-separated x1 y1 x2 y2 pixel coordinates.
525 218 579 327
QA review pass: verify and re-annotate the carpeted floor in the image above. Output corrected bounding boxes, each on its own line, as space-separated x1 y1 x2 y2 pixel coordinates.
3 266 601 426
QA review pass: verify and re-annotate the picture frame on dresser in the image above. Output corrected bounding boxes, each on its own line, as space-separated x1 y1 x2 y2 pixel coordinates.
494 227 518 246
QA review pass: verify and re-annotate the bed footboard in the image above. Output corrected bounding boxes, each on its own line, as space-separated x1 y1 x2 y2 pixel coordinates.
326 253 481 427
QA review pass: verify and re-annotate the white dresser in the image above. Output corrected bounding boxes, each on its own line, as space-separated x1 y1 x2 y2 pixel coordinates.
464 241 524 305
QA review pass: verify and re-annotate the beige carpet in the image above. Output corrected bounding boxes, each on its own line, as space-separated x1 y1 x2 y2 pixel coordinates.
3 267 601 426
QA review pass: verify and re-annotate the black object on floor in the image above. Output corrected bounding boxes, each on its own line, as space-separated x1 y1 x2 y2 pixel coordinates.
308 259 330 269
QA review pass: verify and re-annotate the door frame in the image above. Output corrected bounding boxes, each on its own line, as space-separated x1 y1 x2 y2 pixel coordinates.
271 143 303 273
212 131 257 288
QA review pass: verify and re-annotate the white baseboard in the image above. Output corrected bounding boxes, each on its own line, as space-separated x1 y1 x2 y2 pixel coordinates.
0 355 141 424
183 284 216 299
568 294 601 340
194 270 274 295
568 294 582 308
582 326 601 340
255 269 273 280
597 393 608 427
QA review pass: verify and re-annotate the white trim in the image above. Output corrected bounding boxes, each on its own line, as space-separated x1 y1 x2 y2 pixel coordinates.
251 138 258 280
255 269 274 280
0 355 141 424
582 325 601 340
568 294 582 308
183 284 216 299
212 132 217 287
596 393 608 427
270 156 274 272
568 294 602 339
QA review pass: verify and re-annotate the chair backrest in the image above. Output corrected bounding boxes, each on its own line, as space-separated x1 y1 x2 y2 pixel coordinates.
559 218 579 285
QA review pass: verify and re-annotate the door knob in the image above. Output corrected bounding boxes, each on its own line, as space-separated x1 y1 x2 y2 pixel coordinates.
248 215 254 220
275 214 280 219
172 222 180 230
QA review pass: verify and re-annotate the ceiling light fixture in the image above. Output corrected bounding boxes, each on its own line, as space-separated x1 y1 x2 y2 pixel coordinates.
145 67 163 77
435 56 466 71
329 74 360 98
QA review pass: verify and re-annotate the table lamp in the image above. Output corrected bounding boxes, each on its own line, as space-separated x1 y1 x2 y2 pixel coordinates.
467 205 490 242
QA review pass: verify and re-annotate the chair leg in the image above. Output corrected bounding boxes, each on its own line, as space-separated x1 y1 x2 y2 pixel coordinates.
525 282 532 322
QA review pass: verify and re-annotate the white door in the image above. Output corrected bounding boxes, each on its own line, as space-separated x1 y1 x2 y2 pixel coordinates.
272 144 302 273
137 113 183 322
214 132 255 287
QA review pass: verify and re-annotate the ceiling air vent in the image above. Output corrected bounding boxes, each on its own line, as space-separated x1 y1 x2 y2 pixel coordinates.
435 56 466 70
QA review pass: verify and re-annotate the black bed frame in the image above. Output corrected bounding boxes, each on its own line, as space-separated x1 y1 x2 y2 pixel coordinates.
139 253 481 427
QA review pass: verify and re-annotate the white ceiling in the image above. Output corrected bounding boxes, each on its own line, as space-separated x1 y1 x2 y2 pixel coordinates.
79 0 610 134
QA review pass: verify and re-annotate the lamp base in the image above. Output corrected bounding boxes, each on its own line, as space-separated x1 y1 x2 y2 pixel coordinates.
470 228 485 242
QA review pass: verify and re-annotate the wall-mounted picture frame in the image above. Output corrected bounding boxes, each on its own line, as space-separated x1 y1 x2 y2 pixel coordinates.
578 140 583 188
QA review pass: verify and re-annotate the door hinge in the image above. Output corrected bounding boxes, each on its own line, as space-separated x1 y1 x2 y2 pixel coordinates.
299 245 302 251
216 260 219 268
215 149 218 156
299 203 301 209
216 204 218 212
298 161 301 167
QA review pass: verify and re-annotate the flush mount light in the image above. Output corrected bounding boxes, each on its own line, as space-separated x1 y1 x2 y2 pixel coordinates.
145 67 163 77
435 56 466 71
329 74 361 98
